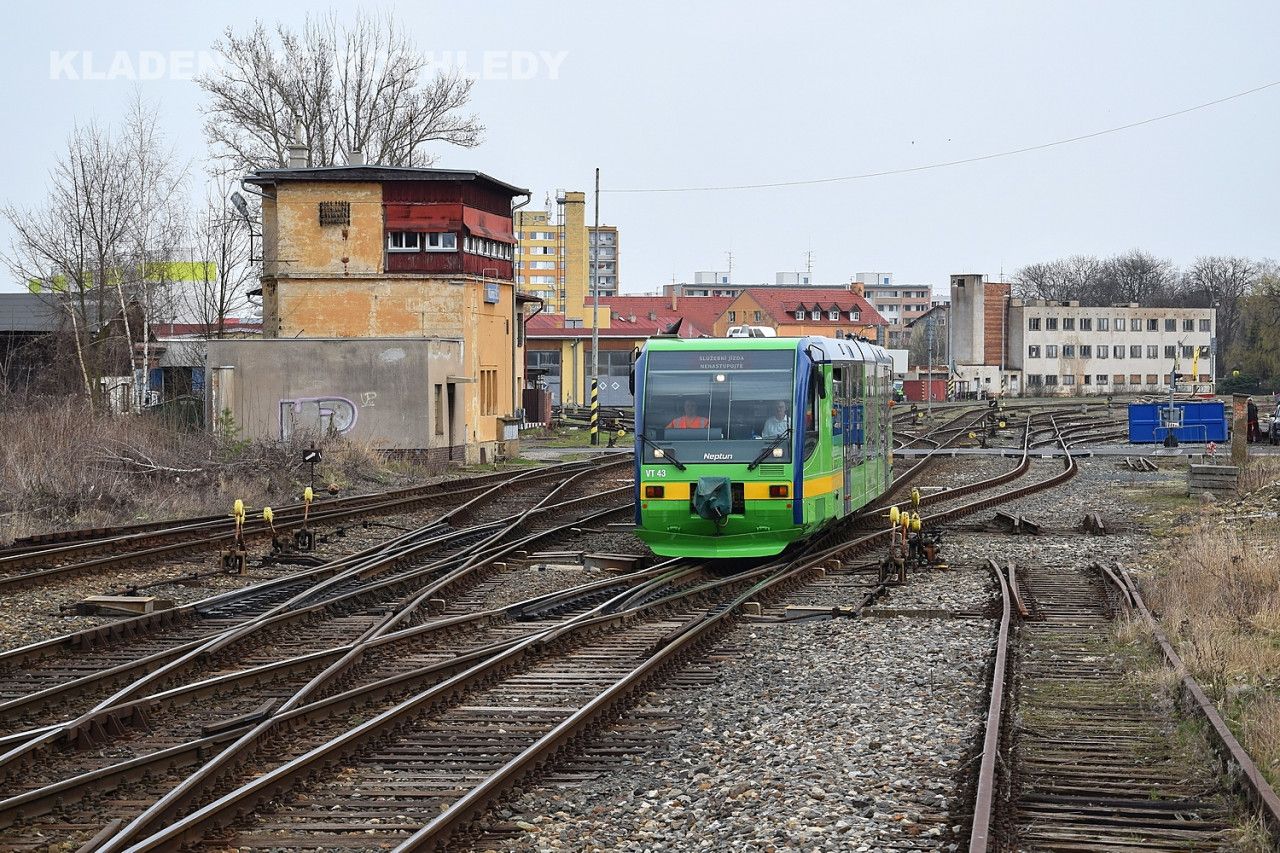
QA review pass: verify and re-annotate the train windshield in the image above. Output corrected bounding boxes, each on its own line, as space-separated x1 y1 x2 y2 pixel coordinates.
641 349 794 464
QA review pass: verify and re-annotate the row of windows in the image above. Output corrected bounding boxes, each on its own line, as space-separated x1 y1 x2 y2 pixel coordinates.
793 309 862 322
1027 344 1210 359
728 310 765 323
521 230 557 240
386 231 514 260
1028 316 1211 333
1028 374 1203 387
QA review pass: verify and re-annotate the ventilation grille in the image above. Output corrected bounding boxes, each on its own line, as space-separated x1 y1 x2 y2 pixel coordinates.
757 465 786 477
318 201 351 226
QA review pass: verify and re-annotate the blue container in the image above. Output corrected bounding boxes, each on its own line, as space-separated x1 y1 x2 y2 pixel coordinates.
1127 401 1227 443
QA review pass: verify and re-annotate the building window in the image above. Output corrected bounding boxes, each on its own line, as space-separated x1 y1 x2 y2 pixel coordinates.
1044 375 1058 386
1028 317 1041 331
1147 345 1158 359
794 310 805 321
1096 374 1108 385
566 319 583 328
1182 319 1194 332
754 310 763 322
1164 345 1176 358
1114 375 1126 386
1199 345 1211 357
1097 346 1108 359
1114 317 1126 331
1130 373 1142 385
1080 345 1092 357
1130 345 1142 358
849 310 860 321
1146 373 1158 385
424 232 458 252
1097 318 1109 331
387 231 421 252
1027 375 1042 386
1045 344 1059 358
1062 375 1076 385
1147 318 1159 331
1181 345 1194 358
433 385 445 435
1046 317 1058 331
1063 317 1075 331
318 201 350 226
810 310 821 321
1079 318 1092 331
1083 375 1092 385
828 309 839 321
1165 318 1176 332
1113 345 1125 359
1199 318 1211 332
728 311 737 322
1028 345 1041 358
1062 344 1075 358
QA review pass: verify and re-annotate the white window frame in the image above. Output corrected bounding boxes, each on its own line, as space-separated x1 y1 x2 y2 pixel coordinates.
387 231 422 252
423 232 457 252
828 309 839 321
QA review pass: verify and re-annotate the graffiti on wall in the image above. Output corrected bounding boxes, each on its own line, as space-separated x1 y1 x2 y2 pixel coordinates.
280 396 359 440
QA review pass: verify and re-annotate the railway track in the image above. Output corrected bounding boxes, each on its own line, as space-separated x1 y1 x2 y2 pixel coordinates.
0 413 1113 850
968 561 1280 851
0 458 624 592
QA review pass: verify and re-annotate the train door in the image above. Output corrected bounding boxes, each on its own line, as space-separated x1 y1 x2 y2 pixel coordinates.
840 363 854 515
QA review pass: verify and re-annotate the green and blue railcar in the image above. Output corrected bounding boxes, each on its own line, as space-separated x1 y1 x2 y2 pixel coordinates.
633 335 895 558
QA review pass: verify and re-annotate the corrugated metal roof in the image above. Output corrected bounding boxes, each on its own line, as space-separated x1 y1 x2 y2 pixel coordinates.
0 293 62 333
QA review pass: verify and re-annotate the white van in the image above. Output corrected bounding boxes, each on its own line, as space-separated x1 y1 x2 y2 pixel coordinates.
726 325 777 338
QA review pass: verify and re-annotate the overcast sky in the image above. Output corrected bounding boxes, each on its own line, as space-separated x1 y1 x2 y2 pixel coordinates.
2 1 1277 294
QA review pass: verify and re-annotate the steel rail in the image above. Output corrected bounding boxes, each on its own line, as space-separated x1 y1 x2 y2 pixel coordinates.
0 488 636 775
968 560 1013 853
0 458 630 591
1106 563 1280 838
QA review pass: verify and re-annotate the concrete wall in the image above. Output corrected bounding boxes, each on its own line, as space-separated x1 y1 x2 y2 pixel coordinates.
206 337 465 453
949 274 985 365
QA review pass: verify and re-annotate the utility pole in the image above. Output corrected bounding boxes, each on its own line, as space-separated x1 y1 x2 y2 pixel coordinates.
926 314 935 421
590 167 600 446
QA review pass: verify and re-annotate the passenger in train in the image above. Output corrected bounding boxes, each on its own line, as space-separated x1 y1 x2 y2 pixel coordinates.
762 400 791 438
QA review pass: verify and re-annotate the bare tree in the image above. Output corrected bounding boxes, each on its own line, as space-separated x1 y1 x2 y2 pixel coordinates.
182 178 256 335
1098 249 1176 305
1185 255 1260 376
122 94 189 406
2 122 135 403
1013 256 1102 302
3 101 188 408
197 10 484 173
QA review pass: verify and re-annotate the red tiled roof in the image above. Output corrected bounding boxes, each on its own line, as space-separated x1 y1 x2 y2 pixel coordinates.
526 313 676 338
742 288 886 326
601 295 732 335
152 319 262 338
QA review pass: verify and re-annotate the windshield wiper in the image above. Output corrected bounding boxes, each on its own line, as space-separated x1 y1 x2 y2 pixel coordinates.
637 432 687 471
747 428 792 471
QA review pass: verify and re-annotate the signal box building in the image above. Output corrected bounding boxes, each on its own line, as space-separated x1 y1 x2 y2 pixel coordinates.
221 164 534 461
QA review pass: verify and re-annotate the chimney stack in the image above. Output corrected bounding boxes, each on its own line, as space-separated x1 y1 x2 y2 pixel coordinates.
670 287 678 311
286 117 309 169
347 148 364 166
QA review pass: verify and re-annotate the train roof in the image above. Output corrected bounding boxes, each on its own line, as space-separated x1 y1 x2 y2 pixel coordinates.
642 334 893 364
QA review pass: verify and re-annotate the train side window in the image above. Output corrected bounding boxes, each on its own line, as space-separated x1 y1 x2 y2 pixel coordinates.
803 375 820 458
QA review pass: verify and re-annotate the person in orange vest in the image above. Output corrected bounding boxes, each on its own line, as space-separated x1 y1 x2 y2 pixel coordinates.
667 398 710 429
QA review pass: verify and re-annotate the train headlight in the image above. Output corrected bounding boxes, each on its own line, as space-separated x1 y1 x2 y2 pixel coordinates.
715 373 726 382
645 485 665 498
654 448 665 458
772 447 783 457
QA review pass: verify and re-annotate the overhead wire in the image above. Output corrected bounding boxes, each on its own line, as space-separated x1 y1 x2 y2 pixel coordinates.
603 79 1280 194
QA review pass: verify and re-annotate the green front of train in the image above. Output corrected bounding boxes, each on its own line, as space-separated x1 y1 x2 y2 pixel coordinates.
633 336 894 558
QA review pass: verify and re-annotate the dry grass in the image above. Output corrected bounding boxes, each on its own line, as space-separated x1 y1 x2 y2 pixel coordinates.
0 399 440 543
1238 455 1280 495
1144 512 1280 787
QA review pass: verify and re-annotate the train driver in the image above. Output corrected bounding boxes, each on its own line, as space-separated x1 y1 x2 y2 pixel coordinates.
666 398 710 429
762 400 791 438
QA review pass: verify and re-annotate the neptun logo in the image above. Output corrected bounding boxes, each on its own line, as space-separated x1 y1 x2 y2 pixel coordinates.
702 452 733 461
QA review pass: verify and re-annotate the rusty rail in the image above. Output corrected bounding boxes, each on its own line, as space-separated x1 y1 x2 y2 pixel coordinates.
969 560 1013 853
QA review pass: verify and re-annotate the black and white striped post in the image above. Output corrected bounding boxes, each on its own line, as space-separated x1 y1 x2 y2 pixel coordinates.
590 379 599 445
